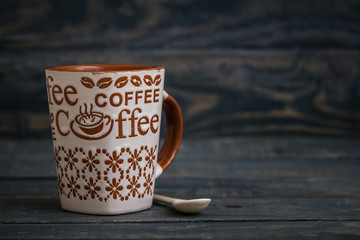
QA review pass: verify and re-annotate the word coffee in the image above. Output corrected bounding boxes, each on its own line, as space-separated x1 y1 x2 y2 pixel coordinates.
46 76 161 140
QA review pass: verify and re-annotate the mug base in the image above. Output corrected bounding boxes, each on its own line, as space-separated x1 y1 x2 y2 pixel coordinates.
59 196 153 215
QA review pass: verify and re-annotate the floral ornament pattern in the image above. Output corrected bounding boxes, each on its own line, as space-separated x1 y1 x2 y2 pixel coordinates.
84 177 101 200
64 149 78 171
54 144 157 202
82 150 100 172
143 173 153 197
127 175 141 198
144 145 157 173
105 177 123 200
104 150 124 173
67 175 81 198
128 148 142 171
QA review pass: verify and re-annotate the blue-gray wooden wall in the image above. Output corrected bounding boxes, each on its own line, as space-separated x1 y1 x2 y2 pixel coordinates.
1 0 360 138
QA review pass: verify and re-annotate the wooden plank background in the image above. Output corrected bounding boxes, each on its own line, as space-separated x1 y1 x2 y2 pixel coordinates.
1 137 360 238
1 0 360 138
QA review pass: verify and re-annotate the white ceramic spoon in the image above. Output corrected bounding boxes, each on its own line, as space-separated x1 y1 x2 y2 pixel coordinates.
153 194 211 214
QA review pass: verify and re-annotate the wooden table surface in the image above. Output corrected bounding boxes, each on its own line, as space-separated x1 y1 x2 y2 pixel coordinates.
1 137 360 239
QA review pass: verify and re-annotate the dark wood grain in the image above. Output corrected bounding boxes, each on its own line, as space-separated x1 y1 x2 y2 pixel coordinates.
2 197 360 223
2 137 360 177
1 0 359 50
1 50 360 138
1 222 359 240
1 0 360 138
1 137 360 239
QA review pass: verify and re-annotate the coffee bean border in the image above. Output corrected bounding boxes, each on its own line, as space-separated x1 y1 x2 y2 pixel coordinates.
80 74 162 89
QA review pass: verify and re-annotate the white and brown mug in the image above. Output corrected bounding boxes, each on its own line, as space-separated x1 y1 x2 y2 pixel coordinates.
45 64 182 215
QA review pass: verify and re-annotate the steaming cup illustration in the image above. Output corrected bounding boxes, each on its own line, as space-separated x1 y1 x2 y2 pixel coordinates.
75 104 111 135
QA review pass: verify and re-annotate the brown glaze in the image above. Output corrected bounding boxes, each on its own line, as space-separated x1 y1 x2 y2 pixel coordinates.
158 94 183 172
46 64 164 72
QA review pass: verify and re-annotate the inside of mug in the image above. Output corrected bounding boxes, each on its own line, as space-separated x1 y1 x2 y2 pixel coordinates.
47 64 163 72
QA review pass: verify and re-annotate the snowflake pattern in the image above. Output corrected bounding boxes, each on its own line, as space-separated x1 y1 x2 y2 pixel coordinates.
54 145 157 201
82 150 100 172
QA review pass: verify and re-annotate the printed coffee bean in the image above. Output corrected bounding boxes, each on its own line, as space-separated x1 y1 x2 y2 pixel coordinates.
143 75 153 86
154 75 162 86
81 77 95 89
114 76 128 88
97 77 113 89
130 75 142 87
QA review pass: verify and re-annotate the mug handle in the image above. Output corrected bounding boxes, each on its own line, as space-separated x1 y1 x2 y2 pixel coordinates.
155 91 183 178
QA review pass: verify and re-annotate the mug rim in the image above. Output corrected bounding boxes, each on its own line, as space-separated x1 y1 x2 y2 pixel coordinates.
46 64 164 72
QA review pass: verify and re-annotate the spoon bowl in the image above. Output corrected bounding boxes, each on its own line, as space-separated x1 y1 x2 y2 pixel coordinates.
172 198 211 214
153 194 211 214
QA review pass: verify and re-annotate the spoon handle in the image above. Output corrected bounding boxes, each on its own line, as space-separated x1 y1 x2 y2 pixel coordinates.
153 194 180 204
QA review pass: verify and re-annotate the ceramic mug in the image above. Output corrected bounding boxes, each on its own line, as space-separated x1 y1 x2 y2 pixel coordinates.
45 64 182 215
